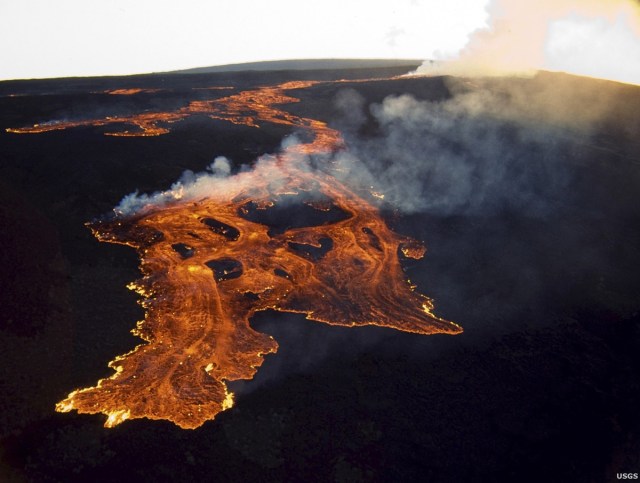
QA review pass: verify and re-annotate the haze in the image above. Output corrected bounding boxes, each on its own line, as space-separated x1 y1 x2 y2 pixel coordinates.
0 0 489 80
2 1 638 86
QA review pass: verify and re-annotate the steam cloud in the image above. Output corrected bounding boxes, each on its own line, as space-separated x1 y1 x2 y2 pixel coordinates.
115 73 634 223
106 74 639 388
330 75 637 218
114 148 308 217
416 0 640 85
116 155 240 215
111 0 640 218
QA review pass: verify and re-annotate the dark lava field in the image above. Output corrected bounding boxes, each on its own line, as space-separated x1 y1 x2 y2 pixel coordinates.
1 64 639 482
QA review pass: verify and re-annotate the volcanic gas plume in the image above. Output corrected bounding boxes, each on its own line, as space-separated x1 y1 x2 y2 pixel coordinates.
416 0 640 86
9 81 461 428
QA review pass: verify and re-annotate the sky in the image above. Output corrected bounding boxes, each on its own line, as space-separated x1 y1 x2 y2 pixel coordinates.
0 0 490 80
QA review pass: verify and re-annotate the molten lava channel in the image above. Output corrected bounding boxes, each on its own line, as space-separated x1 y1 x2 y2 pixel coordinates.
21 79 462 428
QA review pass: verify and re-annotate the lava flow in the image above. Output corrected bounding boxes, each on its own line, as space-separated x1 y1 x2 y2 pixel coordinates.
4 81 332 138
40 79 461 429
104 88 165 95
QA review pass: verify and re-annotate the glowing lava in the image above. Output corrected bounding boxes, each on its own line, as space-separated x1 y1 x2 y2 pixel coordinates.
5 82 336 138
5 112 185 137
20 79 461 428
104 88 165 95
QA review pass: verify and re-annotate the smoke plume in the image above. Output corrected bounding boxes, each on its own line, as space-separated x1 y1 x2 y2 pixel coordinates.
114 72 637 223
115 154 260 216
329 73 640 218
107 70 639 384
416 0 640 85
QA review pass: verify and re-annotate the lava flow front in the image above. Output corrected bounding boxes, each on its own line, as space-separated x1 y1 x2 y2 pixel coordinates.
36 80 462 429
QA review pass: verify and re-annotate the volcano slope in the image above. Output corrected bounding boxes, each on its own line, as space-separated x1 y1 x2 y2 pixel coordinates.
0 65 639 482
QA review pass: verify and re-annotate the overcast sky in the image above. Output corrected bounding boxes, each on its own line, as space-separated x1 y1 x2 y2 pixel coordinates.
0 0 491 80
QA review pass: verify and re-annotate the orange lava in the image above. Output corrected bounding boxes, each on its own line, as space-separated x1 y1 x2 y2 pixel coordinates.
44 78 461 428
104 88 165 95
5 113 183 137
5 82 334 139
192 86 235 91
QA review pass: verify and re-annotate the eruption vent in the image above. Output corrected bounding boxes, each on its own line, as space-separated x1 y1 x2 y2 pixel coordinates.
16 81 463 428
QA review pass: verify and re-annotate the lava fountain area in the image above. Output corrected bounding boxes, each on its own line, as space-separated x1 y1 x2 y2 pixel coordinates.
9 80 462 429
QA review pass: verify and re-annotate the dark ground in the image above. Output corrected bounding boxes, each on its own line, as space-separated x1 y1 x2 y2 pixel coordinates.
0 65 639 482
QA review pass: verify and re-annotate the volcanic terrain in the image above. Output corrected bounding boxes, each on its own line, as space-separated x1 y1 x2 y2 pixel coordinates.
1 63 639 482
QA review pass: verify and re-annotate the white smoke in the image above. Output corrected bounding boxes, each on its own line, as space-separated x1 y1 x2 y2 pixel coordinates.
328 71 639 216
114 155 236 216
210 156 232 177
415 0 640 85
112 137 313 217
